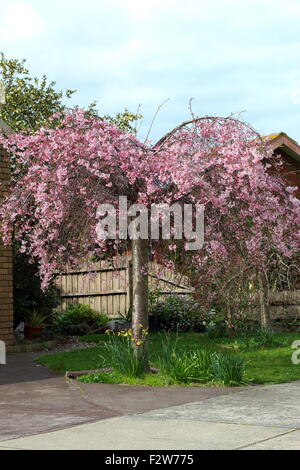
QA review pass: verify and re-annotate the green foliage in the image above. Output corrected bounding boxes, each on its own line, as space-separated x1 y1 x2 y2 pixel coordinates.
206 322 227 339
100 109 142 135
25 310 48 327
237 326 279 349
151 295 204 332
204 308 227 339
191 349 215 383
0 53 142 136
0 53 75 132
212 353 245 386
101 333 145 378
53 304 109 335
117 308 132 323
158 333 198 383
78 371 123 384
158 333 243 385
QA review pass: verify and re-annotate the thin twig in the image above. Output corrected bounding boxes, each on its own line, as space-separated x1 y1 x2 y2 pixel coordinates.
144 99 170 144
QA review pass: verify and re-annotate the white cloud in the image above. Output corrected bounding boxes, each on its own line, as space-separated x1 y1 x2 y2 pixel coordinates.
0 2 44 41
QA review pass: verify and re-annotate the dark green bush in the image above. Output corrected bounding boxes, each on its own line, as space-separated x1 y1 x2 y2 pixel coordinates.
150 295 205 332
206 322 227 339
53 304 109 335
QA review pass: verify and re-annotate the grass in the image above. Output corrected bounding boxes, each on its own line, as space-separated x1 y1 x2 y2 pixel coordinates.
36 331 300 387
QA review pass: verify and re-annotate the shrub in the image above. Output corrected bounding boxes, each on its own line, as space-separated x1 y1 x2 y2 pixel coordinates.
150 295 205 332
53 303 109 335
25 310 48 327
212 353 245 386
206 322 227 339
203 308 227 339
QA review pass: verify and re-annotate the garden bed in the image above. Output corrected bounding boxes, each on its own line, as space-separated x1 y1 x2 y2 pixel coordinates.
36 331 300 387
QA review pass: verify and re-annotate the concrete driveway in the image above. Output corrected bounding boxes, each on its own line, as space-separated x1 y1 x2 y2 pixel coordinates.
0 352 300 449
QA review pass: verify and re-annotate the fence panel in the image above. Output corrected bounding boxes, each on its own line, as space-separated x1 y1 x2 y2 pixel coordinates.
55 258 193 317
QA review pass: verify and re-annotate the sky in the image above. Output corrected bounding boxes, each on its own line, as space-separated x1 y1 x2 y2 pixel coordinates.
0 0 300 143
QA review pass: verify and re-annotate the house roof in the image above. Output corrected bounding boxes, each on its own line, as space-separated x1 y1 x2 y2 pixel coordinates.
266 132 300 163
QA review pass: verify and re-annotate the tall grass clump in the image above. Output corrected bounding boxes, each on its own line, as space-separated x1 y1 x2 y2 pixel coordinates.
158 333 214 384
212 353 245 386
158 333 193 383
239 326 279 349
101 330 146 378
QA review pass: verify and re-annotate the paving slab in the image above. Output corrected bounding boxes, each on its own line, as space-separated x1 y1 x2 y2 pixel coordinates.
0 353 121 441
72 380 249 415
240 430 300 450
134 381 300 428
0 417 295 450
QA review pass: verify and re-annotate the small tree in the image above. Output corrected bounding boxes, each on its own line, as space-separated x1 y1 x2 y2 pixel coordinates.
0 111 299 369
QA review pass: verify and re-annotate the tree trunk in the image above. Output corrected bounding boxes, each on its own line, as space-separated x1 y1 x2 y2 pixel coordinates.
131 238 150 372
226 303 235 337
258 273 270 329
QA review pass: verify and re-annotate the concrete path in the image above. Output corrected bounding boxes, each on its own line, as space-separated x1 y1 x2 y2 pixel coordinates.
0 352 244 443
0 352 120 441
1 353 300 449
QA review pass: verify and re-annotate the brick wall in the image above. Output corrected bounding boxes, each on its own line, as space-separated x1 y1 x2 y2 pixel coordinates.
0 144 14 348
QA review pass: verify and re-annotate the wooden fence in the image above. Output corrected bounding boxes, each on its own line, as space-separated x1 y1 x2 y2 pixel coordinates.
55 258 193 317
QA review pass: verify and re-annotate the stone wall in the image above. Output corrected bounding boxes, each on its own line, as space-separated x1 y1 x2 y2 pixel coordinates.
0 144 14 348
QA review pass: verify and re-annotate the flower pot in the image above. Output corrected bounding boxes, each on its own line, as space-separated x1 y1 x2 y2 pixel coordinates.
25 325 43 340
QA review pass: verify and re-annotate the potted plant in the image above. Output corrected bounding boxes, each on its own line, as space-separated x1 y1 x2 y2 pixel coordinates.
25 310 48 340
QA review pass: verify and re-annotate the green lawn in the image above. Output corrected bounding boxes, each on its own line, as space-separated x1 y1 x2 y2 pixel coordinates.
36 332 300 387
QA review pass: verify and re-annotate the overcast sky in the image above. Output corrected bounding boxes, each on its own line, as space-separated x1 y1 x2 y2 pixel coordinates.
0 0 300 143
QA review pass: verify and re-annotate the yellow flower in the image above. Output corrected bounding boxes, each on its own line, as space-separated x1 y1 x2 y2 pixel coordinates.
136 340 142 346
